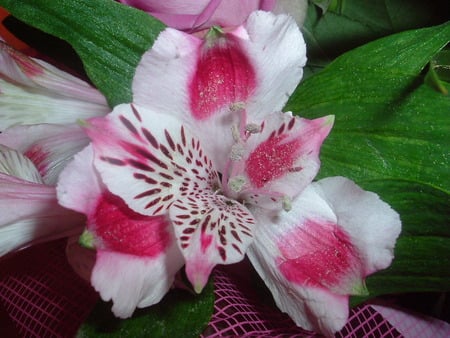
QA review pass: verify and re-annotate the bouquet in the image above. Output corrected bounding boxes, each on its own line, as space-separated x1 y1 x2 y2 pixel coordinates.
0 0 448 336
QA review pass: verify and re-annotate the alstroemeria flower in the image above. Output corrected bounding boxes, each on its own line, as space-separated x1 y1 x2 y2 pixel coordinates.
82 102 332 294
118 0 276 32
0 41 109 130
132 11 306 170
248 177 401 335
57 145 184 317
0 144 84 256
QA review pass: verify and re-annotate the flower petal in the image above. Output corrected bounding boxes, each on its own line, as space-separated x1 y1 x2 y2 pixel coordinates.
58 144 185 317
229 113 333 210
57 145 103 216
86 103 219 217
239 11 306 121
247 179 401 335
0 123 89 185
0 172 83 257
170 191 254 292
92 246 183 318
0 41 109 129
119 0 276 32
0 144 42 183
313 176 402 275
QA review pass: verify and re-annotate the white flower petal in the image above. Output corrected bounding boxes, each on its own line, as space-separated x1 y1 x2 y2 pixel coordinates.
312 176 402 274
0 144 42 183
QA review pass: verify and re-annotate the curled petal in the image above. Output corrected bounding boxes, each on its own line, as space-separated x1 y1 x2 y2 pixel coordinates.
0 41 109 129
0 123 90 185
247 179 401 335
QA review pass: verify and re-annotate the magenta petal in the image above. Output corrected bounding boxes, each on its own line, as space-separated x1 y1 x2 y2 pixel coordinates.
277 219 363 294
189 35 256 120
92 192 173 258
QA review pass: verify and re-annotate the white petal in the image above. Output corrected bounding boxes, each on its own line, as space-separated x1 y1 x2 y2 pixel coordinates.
57 145 103 216
312 176 402 274
243 11 306 120
170 191 254 292
0 144 42 183
86 103 219 217
92 245 184 318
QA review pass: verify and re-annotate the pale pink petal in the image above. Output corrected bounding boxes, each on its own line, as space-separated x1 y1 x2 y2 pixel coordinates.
312 176 401 275
170 191 254 292
92 246 184 318
86 103 220 217
227 113 333 210
247 180 400 335
119 0 276 31
0 42 109 129
57 145 102 216
207 1 276 30
0 172 84 257
0 124 90 185
0 144 42 183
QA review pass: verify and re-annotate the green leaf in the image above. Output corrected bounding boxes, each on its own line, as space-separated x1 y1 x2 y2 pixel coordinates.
287 23 450 301
0 0 165 106
303 0 449 76
77 281 214 338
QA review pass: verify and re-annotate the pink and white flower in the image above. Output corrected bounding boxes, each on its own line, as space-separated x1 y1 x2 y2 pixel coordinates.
0 41 109 130
54 11 400 335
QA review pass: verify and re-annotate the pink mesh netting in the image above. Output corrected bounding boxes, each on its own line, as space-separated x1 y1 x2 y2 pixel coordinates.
0 238 428 337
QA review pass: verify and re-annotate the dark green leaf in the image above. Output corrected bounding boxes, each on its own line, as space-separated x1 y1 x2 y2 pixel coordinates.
0 0 165 106
77 281 214 338
303 0 449 73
